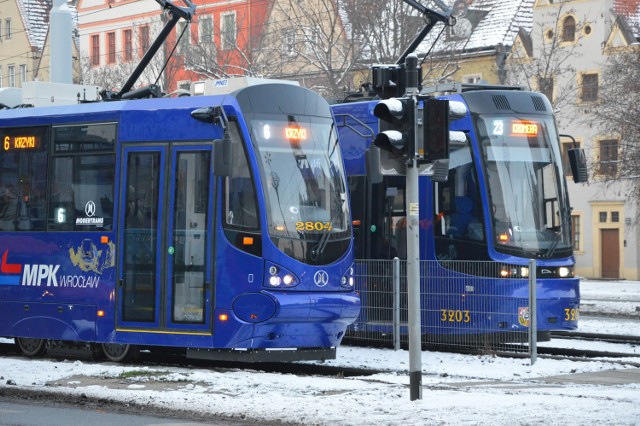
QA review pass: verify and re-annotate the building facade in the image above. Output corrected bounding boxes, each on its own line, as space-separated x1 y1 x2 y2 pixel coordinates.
75 0 270 94
509 0 640 279
0 0 51 89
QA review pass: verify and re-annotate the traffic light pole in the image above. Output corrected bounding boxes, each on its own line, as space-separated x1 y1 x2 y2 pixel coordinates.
404 54 422 401
406 155 422 400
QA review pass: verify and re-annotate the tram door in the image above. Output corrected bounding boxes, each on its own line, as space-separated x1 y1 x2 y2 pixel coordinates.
117 144 213 333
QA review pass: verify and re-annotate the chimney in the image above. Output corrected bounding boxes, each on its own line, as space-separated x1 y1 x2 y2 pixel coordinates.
50 0 73 83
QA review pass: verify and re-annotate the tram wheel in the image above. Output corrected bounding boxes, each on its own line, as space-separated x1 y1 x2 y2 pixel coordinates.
16 338 47 357
101 343 138 362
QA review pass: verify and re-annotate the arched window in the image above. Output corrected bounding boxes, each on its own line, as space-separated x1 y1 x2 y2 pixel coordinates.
562 16 576 42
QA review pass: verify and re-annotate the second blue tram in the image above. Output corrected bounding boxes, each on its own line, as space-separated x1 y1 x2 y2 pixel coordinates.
332 84 579 343
0 80 359 361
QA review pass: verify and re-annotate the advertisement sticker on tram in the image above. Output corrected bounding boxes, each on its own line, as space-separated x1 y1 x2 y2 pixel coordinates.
0 239 114 289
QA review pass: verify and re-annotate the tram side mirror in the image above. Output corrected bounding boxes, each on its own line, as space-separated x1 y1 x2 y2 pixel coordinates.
214 131 232 177
365 147 383 184
568 148 588 183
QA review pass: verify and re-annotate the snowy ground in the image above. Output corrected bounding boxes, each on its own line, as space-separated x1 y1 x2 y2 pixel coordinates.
1 279 640 425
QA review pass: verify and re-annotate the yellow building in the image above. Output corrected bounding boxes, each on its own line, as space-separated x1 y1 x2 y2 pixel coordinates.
0 0 51 88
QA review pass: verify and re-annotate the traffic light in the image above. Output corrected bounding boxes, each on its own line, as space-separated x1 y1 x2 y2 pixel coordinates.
373 97 416 157
419 97 468 162
422 98 449 161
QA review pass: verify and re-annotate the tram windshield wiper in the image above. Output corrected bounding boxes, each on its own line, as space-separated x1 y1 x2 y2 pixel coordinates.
311 231 330 261
544 232 561 258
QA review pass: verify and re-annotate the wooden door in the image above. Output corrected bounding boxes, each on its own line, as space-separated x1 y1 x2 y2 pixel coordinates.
600 229 620 279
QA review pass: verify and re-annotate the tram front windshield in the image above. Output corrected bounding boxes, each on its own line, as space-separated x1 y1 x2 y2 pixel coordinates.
476 115 572 258
249 114 351 264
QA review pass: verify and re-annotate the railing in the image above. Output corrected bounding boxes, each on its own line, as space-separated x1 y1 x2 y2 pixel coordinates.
346 259 537 360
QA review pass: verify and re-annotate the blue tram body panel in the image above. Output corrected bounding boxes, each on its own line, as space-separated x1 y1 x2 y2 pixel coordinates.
0 232 115 340
0 81 359 360
333 88 580 339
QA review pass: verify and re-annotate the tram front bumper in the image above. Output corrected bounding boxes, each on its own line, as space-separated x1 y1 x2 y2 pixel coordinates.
225 291 360 348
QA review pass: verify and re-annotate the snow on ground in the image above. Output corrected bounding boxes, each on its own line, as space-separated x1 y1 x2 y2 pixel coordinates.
1 279 640 425
579 278 640 319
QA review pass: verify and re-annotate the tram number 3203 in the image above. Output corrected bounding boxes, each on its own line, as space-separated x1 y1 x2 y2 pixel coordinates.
440 309 471 323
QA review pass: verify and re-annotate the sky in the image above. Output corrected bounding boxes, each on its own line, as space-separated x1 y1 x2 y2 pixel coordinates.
1 279 640 425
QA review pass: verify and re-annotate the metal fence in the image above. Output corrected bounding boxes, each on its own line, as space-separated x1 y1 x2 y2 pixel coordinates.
345 259 537 358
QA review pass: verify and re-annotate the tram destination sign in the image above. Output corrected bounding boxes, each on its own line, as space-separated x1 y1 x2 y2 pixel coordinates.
3 135 41 151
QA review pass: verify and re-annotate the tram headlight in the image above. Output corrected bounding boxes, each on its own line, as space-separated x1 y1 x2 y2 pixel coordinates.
558 266 572 278
499 265 529 278
341 265 355 289
265 262 299 288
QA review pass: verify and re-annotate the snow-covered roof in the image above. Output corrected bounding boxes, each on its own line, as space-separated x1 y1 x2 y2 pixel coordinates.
614 0 640 39
417 0 535 55
16 0 52 50
15 0 79 52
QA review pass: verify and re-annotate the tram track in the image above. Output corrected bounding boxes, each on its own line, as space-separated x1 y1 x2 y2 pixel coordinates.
0 341 381 378
551 331 640 346
3 332 640 374
534 330 640 363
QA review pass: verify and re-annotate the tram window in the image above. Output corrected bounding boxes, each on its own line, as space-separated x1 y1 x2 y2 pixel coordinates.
434 146 486 261
222 122 261 255
48 124 116 231
0 126 48 231
172 151 210 324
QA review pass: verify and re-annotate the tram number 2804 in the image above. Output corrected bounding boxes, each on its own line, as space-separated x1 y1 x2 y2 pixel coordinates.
440 309 471 323
295 221 333 232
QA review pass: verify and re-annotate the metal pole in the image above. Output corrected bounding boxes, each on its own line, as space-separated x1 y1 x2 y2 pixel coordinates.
404 53 422 401
393 257 401 351
528 259 537 365
406 158 421 400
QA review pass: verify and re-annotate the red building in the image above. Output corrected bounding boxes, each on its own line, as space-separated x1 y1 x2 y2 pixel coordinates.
76 0 271 93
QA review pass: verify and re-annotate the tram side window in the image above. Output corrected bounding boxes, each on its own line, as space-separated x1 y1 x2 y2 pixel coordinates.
434 146 486 261
48 124 116 231
221 122 261 255
0 126 48 231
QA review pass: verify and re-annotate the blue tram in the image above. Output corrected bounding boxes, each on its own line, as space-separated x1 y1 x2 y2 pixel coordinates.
332 84 580 342
0 80 359 361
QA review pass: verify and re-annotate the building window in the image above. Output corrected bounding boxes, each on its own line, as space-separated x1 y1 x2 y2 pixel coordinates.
0 67 3 88
611 211 619 223
599 212 607 223
581 73 598 102
177 21 191 52
562 141 581 176
0 21 3 42
8 65 15 87
91 35 100 66
282 29 296 55
463 74 482 84
140 25 150 57
107 32 116 64
598 139 618 177
305 27 318 53
562 16 575 42
5 19 11 40
123 29 133 62
19 64 26 86
538 76 554 102
221 12 236 50
571 214 580 251
199 16 213 43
